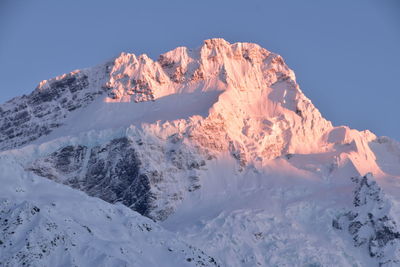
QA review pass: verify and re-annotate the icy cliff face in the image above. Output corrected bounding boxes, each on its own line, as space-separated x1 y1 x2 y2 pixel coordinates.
27 136 205 221
0 154 219 267
2 38 400 266
333 174 400 266
0 38 332 159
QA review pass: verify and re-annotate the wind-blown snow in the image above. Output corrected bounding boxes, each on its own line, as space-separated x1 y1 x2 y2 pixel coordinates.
0 151 219 267
1 38 400 266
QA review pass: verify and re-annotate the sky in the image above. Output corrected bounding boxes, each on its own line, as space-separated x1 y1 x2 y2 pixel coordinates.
0 0 399 140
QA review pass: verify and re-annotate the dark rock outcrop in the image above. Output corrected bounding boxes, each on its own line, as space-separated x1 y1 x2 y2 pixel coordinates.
333 174 400 266
26 135 206 221
0 70 108 151
27 138 156 218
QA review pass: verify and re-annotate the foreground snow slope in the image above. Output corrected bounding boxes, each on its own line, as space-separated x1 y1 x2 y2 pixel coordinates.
0 151 219 267
2 38 400 266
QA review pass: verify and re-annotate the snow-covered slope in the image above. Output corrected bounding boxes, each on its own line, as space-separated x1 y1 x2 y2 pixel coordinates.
0 151 219 267
1 38 400 266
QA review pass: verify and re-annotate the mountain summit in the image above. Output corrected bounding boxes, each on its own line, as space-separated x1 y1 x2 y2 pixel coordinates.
1 39 400 266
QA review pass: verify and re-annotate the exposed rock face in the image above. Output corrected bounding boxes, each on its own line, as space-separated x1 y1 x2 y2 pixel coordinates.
0 39 334 161
1 39 375 174
27 136 205 221
27 138 154 216
333 174 400 266
0 69 106 151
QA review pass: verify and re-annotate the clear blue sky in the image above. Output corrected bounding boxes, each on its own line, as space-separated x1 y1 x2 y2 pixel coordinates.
1 0 399 140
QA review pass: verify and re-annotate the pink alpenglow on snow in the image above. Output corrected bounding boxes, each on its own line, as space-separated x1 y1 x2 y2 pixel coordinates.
1 39 400 266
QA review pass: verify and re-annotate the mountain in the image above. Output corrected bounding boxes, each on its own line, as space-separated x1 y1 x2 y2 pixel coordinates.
1 38 400 266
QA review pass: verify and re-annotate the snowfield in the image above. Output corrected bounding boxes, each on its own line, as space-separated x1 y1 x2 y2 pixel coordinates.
1 38 400 266
0 151 219 267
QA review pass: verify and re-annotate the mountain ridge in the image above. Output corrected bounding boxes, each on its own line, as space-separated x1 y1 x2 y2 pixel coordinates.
1 38 400 266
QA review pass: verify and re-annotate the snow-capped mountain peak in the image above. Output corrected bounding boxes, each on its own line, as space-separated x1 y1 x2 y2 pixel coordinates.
2 39 400 266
